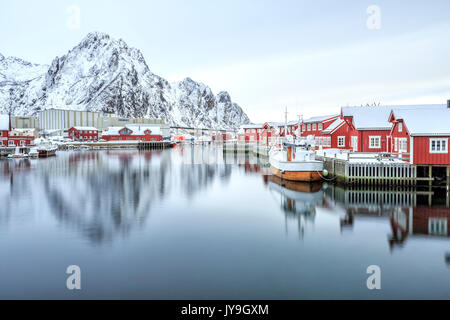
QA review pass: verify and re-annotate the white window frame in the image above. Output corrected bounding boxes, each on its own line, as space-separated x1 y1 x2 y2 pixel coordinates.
307 124 311 131
430 138 448 154
398 122 403 132
399 138 407 153
8 140 15 147
351 136 358 152
318 123 323 131
369 136 381 149
20 140 26 146
312 123 316 131
337 136 345 147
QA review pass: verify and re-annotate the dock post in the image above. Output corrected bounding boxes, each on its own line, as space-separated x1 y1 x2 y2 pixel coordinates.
429 166 433 187
447 166 450 187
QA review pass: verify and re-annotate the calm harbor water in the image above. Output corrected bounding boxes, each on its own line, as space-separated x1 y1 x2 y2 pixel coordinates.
0 145 449 299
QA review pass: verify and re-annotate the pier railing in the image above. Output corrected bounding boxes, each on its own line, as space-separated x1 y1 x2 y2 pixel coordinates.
317 151 427 186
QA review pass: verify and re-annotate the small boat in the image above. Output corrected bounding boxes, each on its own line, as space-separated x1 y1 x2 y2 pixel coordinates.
28 148 39 158
37 145 58 157
269 139 326 182
8 147 29 159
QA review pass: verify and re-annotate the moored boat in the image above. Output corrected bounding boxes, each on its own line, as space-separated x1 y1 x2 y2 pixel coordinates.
28 148 39 158
7 147 29 159
37 145 58 157
269 140 325 182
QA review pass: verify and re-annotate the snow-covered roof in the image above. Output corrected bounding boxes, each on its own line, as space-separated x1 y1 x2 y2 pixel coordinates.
322 118 345 134
392 108 450 136
0 114 9 130
303 114 338 123
72 126 98 131
102 125 162 136
240 123 263 129
342 104 447 130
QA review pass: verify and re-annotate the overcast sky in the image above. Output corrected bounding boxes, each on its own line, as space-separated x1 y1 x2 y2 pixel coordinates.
1 0 450 123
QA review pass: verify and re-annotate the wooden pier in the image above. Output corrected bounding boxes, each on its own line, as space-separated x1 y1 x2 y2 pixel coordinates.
138 141 173 150
318 152 435 186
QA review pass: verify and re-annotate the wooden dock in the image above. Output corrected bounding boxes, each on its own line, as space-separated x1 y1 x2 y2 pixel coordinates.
138 141 173 150
317 152 435 186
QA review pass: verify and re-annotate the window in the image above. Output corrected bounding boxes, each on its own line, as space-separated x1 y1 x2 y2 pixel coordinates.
318 123 323 131
399 138 407 153
20 140 26 146
430 138 448 153
8 140 15 147
327 137 331 147
369 136 381 149
351 136 358 151
312 123 316 131
398 122 403 132
307 124 311 131
338 136 345 147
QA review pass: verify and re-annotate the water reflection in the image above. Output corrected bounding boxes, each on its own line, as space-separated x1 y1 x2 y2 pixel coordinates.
2 146 450 299
1 146 449 247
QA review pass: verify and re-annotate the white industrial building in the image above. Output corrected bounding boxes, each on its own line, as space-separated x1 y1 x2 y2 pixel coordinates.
38 109 166 134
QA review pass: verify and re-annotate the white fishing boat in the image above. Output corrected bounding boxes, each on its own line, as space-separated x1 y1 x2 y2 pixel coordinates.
269 140 325 182
269 109 326 182
28 147 39 158
7 147 29 159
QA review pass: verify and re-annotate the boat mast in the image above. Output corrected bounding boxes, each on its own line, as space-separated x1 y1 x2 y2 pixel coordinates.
284 107 288 138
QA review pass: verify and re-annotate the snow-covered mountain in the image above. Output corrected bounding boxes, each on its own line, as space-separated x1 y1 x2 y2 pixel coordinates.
0 32 250 129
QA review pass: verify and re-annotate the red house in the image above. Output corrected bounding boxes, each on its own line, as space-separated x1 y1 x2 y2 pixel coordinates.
68 127 99 142
0 114 34 147
238 124 263 143
0 114 9 147
389 108 450 165
102 126 162 142
260 122 283 145
320 118 352 150
300 114 339 138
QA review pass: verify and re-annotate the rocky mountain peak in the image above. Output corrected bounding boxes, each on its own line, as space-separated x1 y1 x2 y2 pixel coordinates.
0 32 251 129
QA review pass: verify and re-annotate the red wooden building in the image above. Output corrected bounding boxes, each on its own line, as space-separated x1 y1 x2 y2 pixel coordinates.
102 125 162 142
0 114 9 147
0 114 34 147
68 127 99 142
389 108 450 165
237 124 263 143
299 114 339 138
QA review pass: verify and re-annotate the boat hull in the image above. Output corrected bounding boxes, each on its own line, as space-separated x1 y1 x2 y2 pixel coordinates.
270 166 322 182
38 149 57 158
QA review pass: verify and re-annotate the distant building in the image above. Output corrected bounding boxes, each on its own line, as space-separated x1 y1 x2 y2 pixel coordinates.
0 114 35 146
102 125 162 142
38 108 165 132
11 116 38 129
68 127 99 142
0 114 9 146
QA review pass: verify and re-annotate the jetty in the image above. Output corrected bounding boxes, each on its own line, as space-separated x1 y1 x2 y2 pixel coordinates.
316 151 437 186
